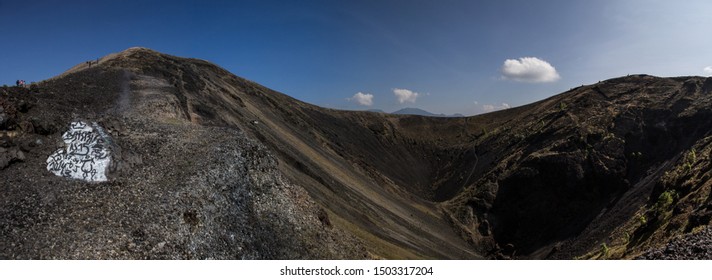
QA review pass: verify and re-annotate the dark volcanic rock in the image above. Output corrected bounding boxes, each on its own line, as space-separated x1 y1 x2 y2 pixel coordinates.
638 227 712 259
0 147 24 170
1 119 366 259
445 75 712 259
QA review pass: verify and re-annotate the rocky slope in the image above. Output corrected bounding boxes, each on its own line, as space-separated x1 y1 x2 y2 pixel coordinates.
3 47 712 259
638 227 712 259
443 75 712 259
1 63 365 259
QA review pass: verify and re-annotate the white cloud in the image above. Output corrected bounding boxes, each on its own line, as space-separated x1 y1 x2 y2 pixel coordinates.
501 57 560 83
393 88 419 104
704 66 712 76
348 92 374 106
482 103 510 113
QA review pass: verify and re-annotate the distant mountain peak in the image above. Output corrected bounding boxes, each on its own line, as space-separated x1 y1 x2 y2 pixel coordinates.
390 107 462 117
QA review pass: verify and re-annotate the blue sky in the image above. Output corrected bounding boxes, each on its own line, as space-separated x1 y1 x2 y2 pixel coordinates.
2 0 712 115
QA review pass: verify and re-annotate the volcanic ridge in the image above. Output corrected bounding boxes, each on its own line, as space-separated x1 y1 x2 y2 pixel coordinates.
3 47 712 259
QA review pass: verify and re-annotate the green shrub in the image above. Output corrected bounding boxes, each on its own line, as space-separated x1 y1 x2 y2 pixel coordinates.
638 214 647 225
654 190 675 216
600 243 609 258
690 148 697 162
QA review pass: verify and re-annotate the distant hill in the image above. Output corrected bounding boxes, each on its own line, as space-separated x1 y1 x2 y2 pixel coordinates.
390 107 463 117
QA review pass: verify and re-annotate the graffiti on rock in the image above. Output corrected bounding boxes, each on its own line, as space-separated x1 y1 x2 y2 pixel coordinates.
46 121 113 182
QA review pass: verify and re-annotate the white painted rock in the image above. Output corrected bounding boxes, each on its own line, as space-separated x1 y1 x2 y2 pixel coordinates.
46 121 113 182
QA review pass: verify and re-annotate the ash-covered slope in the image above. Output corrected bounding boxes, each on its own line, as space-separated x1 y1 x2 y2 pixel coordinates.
4 47 712 259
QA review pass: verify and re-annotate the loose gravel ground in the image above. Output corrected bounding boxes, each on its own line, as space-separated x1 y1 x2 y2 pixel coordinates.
638 227 712 259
